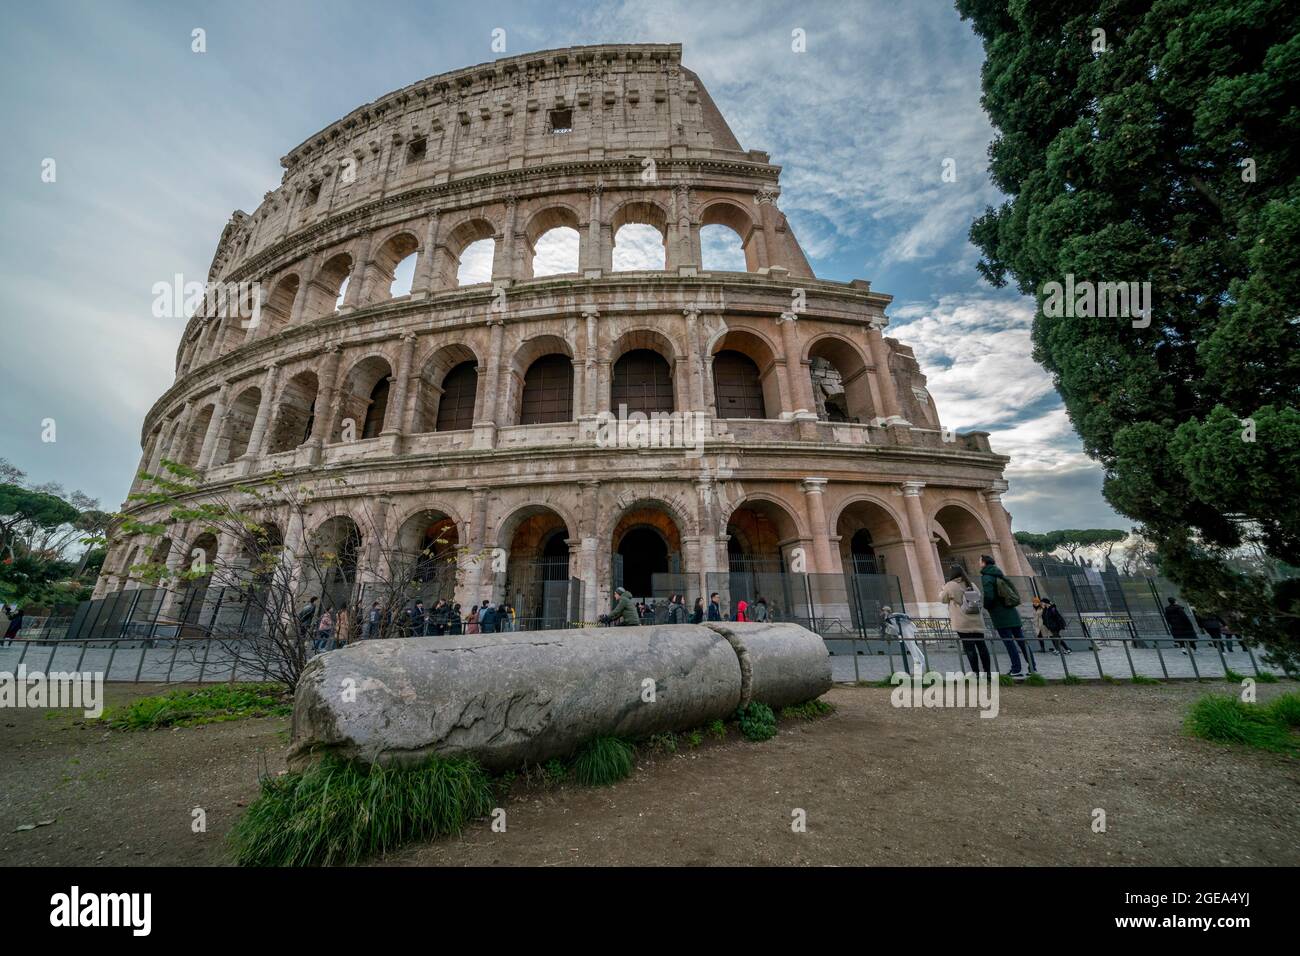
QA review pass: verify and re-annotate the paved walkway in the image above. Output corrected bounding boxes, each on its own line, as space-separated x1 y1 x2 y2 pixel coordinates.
0 636 1287 685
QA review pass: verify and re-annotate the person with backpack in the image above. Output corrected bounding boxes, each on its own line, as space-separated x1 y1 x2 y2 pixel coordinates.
1041 599 1070 654
611 587 639 626
980 554 1034 679
752 596 769 622
940 566 990 677
667 594 687 624
1194 610 1226 651
881 605 927 676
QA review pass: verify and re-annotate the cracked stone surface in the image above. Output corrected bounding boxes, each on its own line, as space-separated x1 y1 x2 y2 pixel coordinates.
290 622 831 770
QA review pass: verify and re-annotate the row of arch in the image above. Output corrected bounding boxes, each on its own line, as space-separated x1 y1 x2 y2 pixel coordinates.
122 491 1002 605
182 195 770 374
159 324 886 470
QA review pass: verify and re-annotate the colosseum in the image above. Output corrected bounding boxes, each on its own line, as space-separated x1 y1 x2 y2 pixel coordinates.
97 42 1031 629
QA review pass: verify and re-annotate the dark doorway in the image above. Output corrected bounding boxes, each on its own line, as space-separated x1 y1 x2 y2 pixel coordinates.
617 527 668 598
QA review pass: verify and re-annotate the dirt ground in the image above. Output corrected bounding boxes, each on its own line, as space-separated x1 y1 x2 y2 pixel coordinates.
1 681 1297 866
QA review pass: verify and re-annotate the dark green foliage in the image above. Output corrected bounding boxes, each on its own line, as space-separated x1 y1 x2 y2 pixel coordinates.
646 732 678 754
707 718 727 740
105 684 290 729
570 736 635 786
1025 672 1048 686
542 758 568 784
1130 675 1162 685
1185 692 1300 754
780 698 836 719
957 0 1300 669
229 754 494 866
1061 674 1084 685
736 701 777 741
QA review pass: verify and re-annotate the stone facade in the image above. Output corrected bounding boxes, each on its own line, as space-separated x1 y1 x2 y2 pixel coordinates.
97 43 1030 622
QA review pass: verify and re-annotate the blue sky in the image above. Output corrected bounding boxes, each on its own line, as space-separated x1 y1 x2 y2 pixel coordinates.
0 0 1127 533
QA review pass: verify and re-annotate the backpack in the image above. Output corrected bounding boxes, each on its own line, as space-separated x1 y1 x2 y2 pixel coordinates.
958 585 982 615
994 575 1021 608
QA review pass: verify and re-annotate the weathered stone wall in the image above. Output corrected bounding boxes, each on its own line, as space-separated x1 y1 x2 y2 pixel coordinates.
99 43 1030 620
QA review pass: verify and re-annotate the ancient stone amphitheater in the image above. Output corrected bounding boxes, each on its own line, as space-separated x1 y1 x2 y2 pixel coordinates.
98 42 1029 627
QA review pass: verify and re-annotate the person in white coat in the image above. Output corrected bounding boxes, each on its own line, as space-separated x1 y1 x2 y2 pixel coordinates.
880 605 927 676
940 566 991 676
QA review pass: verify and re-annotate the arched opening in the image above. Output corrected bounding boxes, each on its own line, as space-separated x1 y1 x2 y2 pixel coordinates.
808 337 874 423
726 501 798 573
611 349 674 416
849 529 880 574
700 202 760 272
444 218 497 287
435 361 477 431
412 345 478 433
835 499 910 621
309 516 362 611
180 532 218 625
611 505 683 600
518 354 573 425
611 201 669 271
368 232 420 302
525 206 582 278
268 371 319 454
700 224 747 271
713 351 766 419
499 507 572 628
218 386 262 464
306 253 353 319
393 509 460 601
180 405 215 467
933 504 996 580
725 499 803 619
332 357 393 442
256 275 298 338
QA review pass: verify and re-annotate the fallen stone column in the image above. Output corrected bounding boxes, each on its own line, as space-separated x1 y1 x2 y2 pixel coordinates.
290 622 830 771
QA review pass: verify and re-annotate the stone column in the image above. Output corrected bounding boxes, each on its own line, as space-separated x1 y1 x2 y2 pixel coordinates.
288 254 317 326
341 236 374 311
777 312 816 418
982 484 1026 576
683 306 706 412
243 363 280 460
756 189 782 269
492 196 518 283
669 184 695 271
196 381 231 470
309 347 344 449
578 480 602 623
901 481 943 603
463 486 491 601
382 332 418 438
165 401 195 466
474 319 505 448
583 309 600 416
584 183 603 274
800 478 835 573
866 322 904 421
412 210 441 297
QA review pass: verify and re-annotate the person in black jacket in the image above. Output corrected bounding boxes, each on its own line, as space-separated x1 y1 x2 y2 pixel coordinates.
448 603 463 635
1164 597 1196 650
707 592 723 621
690 597 704 624
1041 599 1071 654
408 601 427 637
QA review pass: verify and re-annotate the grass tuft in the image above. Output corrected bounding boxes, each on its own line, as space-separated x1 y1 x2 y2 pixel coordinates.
645 732 678 755
1024 673 1048 687
1061 674 1084 685
1185 692 1300 755
570 736 635 787
1130 675 1161 685
1223 668 1247 682
1255 671 1279 683
736 701 778 742
106 683 290 730
780 698 836 720
707 718 727 740
229 753 493 866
